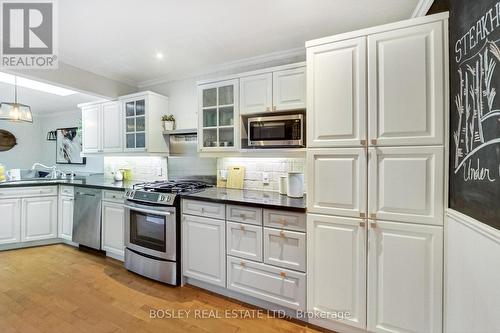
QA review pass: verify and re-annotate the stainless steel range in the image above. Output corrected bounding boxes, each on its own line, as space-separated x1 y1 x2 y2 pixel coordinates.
124 180 211 285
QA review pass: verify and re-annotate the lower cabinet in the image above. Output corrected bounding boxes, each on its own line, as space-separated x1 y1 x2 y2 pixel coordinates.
58 195 74 241
102 201 125 257
263 227 306 272
182 214 226 287
21 196 58 242
227 256 306 310
226 221 263 261
307 214 367 329
0 198 21 244
367 220 443 333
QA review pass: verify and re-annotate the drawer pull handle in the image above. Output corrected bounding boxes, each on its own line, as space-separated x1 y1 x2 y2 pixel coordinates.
272 106 277 111
359 212 366 218
240 261 246 267
371 139 377 145
360 221 366 227
360 139 366 146
266 107 270 112
280 272 286 278
240 225 245 231
279 218 287 226
201 207 205 213
280 231 286 238
370 221 377 228
370 213 376 219
239 213 246 219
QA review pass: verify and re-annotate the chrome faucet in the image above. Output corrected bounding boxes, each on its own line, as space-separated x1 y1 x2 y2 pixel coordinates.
31 163 62 180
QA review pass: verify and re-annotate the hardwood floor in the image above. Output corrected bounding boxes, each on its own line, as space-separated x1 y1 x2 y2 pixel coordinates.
0 245 327 333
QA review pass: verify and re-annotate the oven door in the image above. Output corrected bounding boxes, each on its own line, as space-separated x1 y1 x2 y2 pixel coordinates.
124 201 177 261
248 114 304 147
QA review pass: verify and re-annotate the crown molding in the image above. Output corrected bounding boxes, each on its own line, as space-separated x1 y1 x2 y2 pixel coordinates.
137 47 306 88
411 0 435 18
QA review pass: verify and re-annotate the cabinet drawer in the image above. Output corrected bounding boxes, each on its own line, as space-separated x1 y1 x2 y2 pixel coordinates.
264 228 306 272
0 186 57 198
227 256 306 310
182 199 225 220
226 205 262 225
59 185 74 197
226 222 262 262
263 209 306 232
102 190 124 203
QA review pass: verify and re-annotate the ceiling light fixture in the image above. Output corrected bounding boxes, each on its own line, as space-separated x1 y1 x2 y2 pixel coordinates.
156 52 164 59
0 72 77 96
0 76 33 123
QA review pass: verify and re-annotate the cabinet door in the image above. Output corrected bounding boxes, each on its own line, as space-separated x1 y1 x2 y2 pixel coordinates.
226 222 263 262
367 220 443 333
0 199 21 244
307 214 366 329
58 196 73 241
307 148 367 218
182 214 225 287
368 21 444 146
240 73 272 114
124 98 147 151
263 227 306 272
21 196 58 242
102 101 123 152
368 146 444 225
81 105 101 153
272 67 306 111
102 201 125 257
307 37 366 147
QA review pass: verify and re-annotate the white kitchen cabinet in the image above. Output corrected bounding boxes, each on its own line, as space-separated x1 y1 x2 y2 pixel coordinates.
368 21 444 146
368 146 444 225
307 214 367 329
21 196 58 242
273 67 306 111
240 73 272 114
307 148 367 218
0 199 21 244
367 220 443 333
182 214 226 287
102 201 125 257
121 92 169 153
81 101 123 153
81 104 101 153
226 221 262 262
102 101 123 152
58 195 73 241
307 37 366 147
198 80 240 151
227 256 306 310
263 227 306 272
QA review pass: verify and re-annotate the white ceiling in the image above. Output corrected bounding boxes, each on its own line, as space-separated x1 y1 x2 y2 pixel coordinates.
0 81 101 115
58 0 419 86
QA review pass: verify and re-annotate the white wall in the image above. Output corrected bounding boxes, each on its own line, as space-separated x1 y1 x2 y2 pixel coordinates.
38 110 104 174
0 116 43 169
445 209 500 333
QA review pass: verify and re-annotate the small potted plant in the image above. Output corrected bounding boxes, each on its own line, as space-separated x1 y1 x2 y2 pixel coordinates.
161 114 175 131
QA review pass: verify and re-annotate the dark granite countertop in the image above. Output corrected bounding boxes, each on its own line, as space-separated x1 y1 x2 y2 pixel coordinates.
0 175 140 191
181 187 307 212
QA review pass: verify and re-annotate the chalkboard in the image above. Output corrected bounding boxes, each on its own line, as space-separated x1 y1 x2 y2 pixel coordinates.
449 0 500 230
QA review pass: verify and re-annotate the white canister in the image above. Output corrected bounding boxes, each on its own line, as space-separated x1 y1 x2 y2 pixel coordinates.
287 172 304 198
279 175 287 195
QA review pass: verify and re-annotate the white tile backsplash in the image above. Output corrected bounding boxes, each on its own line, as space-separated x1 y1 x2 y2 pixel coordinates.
104 156 167 181
217 157 306 192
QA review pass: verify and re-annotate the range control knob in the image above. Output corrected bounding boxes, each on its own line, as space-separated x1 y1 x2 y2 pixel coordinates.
159 195 166 202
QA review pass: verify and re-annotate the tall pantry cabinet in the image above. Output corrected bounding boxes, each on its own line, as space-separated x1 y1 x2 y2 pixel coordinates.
306 13 448 333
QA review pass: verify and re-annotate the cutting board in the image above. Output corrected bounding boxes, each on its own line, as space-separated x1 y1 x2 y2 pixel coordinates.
226 166 245 189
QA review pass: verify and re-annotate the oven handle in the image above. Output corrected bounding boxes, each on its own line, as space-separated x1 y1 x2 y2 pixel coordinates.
124 204 172 216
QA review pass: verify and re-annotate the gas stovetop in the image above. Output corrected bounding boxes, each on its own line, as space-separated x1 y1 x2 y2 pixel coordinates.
125 180 212 205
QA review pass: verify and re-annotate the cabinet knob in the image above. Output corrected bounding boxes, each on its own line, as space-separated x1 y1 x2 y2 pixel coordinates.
280 271 286 278
279 230 286 238
240 261 246 267
239 213 246 220
370 213 377 219
360 221 366 227
370 221 377 228
371 139 377 145
240 224 245 231
360 139 366 146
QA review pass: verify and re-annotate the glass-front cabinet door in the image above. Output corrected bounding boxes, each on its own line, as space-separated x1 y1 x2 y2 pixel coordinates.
198 79 239 151
124 98 147 151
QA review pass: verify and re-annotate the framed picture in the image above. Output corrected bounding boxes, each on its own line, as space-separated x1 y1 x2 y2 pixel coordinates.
56 127 86 165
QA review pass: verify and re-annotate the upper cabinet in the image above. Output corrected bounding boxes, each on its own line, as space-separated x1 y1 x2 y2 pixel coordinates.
368 21 444 146
307 37 367 147
240 66 306 115
80 91 169 154
198 79 240 151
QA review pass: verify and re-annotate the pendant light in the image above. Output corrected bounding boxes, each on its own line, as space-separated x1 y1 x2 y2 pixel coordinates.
0 76 33 123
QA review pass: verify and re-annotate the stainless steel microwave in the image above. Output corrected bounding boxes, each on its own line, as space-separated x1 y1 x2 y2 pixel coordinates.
247 114 304 148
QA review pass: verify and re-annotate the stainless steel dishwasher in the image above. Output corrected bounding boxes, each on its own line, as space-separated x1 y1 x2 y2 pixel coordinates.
73 187 102 250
